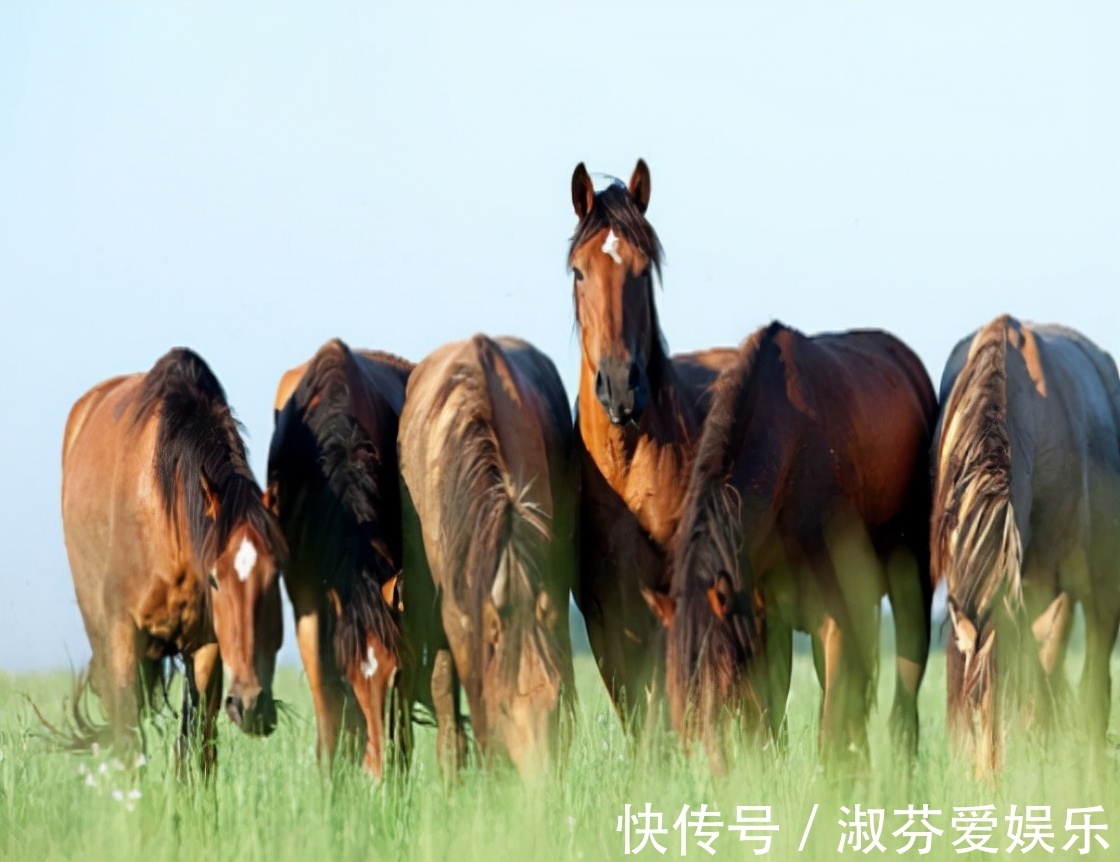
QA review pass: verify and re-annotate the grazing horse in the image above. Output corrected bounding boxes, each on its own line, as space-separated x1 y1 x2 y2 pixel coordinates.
933 315 1120 774
61 348 286 768
643 322 936 772
568 159 738 732
267 339 412 779
397 335 576 779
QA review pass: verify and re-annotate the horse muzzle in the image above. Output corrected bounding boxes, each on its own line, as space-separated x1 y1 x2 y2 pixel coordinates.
226 684 277 736
595 358 647 425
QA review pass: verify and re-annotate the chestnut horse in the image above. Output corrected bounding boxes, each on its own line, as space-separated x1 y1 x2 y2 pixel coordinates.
61 348 286 768
644 322 936 772
267 339 412 778
934 315 1120 774
569 159 737 733
397 335 576 779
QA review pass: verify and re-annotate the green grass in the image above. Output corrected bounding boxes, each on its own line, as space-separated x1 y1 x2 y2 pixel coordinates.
1 648 1118 862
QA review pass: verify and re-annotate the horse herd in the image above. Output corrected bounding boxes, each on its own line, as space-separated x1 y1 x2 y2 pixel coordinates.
59 160 1120 783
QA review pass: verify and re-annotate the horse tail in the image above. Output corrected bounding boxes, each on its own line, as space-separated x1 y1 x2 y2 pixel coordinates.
932 315 1023 621
435 337 566 721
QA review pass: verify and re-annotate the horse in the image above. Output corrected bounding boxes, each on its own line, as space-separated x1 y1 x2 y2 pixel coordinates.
267 339 412 779
642 322 937 773
61 347 287 770
933 315 1120 775
568 159 738 734
397 335 576 780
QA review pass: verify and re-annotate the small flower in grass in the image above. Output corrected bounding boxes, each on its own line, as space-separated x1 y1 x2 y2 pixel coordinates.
133 754 147 768
91 742 100 756
567 815 576 831
112 789 123 802
98 762 109 775
84 773 97 788
127 790 141 801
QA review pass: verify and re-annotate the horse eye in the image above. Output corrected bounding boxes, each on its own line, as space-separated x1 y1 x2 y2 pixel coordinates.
572 267 584 282
208 573 219 591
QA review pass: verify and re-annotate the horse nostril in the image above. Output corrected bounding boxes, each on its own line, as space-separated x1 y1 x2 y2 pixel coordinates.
595 369 607 399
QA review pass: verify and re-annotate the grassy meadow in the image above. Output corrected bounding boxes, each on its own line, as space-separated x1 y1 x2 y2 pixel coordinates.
1 636 1118 862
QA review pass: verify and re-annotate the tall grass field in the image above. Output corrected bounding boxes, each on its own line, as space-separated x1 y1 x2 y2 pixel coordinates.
2 634 1118 862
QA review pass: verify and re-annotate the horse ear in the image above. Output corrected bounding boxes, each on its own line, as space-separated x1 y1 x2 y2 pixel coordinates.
706 572 734 621
483 599 503 644
381 574 403 613
1031 592 1070 676
947 597 977 656
641 586 676 628
200 474 220 520
976 627 995 666
571 162 594 220
628 158 651 214
535 590 558 627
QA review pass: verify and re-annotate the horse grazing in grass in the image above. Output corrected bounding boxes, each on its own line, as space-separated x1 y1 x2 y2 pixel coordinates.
933 315 1120 775
62 348 286 769
643 322 936 773
397 335 576 780
568 159 737 733
267 339 412 779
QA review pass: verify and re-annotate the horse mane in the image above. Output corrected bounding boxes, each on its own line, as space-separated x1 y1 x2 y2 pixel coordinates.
433 337 566 701
932 316 1024 628
667 324 782 699
133 348 286 573
281 339 401 666
568 180 671 388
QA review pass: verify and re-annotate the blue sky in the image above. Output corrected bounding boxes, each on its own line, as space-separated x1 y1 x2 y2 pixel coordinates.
1 2 1117 671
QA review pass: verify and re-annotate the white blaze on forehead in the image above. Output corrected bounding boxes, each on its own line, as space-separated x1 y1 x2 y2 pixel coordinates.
233 536 258 582
361 645 379 679
601 229 623 264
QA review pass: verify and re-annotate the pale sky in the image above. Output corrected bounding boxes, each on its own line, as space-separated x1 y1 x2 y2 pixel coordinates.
1 3 1117 671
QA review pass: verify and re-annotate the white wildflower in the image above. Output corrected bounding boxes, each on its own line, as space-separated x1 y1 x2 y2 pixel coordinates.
84 774 97 788
112 789 124 802
133 754 148 768
127 790 141 800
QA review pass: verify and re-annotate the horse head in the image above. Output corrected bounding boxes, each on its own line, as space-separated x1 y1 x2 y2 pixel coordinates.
569 159 664 426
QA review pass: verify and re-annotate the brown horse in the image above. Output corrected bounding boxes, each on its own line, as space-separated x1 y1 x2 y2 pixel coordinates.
61 348 287 768
933 315 1120 775
643 322 936 772
568 159 738 733
267 339 412 779
397 335 576 779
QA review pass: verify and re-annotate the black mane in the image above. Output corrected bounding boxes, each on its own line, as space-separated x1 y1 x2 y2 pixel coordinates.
133 348 285 572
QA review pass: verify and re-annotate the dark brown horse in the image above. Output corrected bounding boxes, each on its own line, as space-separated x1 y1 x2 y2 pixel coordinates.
267 339 412 779
644 322 936 772
62 348 286 768
933 315 1120 775
397 335 576 779
568 159 738 733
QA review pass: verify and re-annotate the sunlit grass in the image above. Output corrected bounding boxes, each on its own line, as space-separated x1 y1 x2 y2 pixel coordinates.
1 640 1117 861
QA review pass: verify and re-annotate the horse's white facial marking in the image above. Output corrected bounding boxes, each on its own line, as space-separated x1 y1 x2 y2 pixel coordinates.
234 537 257 582
601 229 622 265
361 646 379 679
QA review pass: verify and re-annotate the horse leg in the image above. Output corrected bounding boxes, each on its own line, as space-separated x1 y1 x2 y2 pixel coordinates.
764 616 793 751
178 644 222 776
193 644 223 774
885 546 929 760
294 598 346 768
103 615 144 757
1081 601 1120 750
818 614 872 775
431 647 465 787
